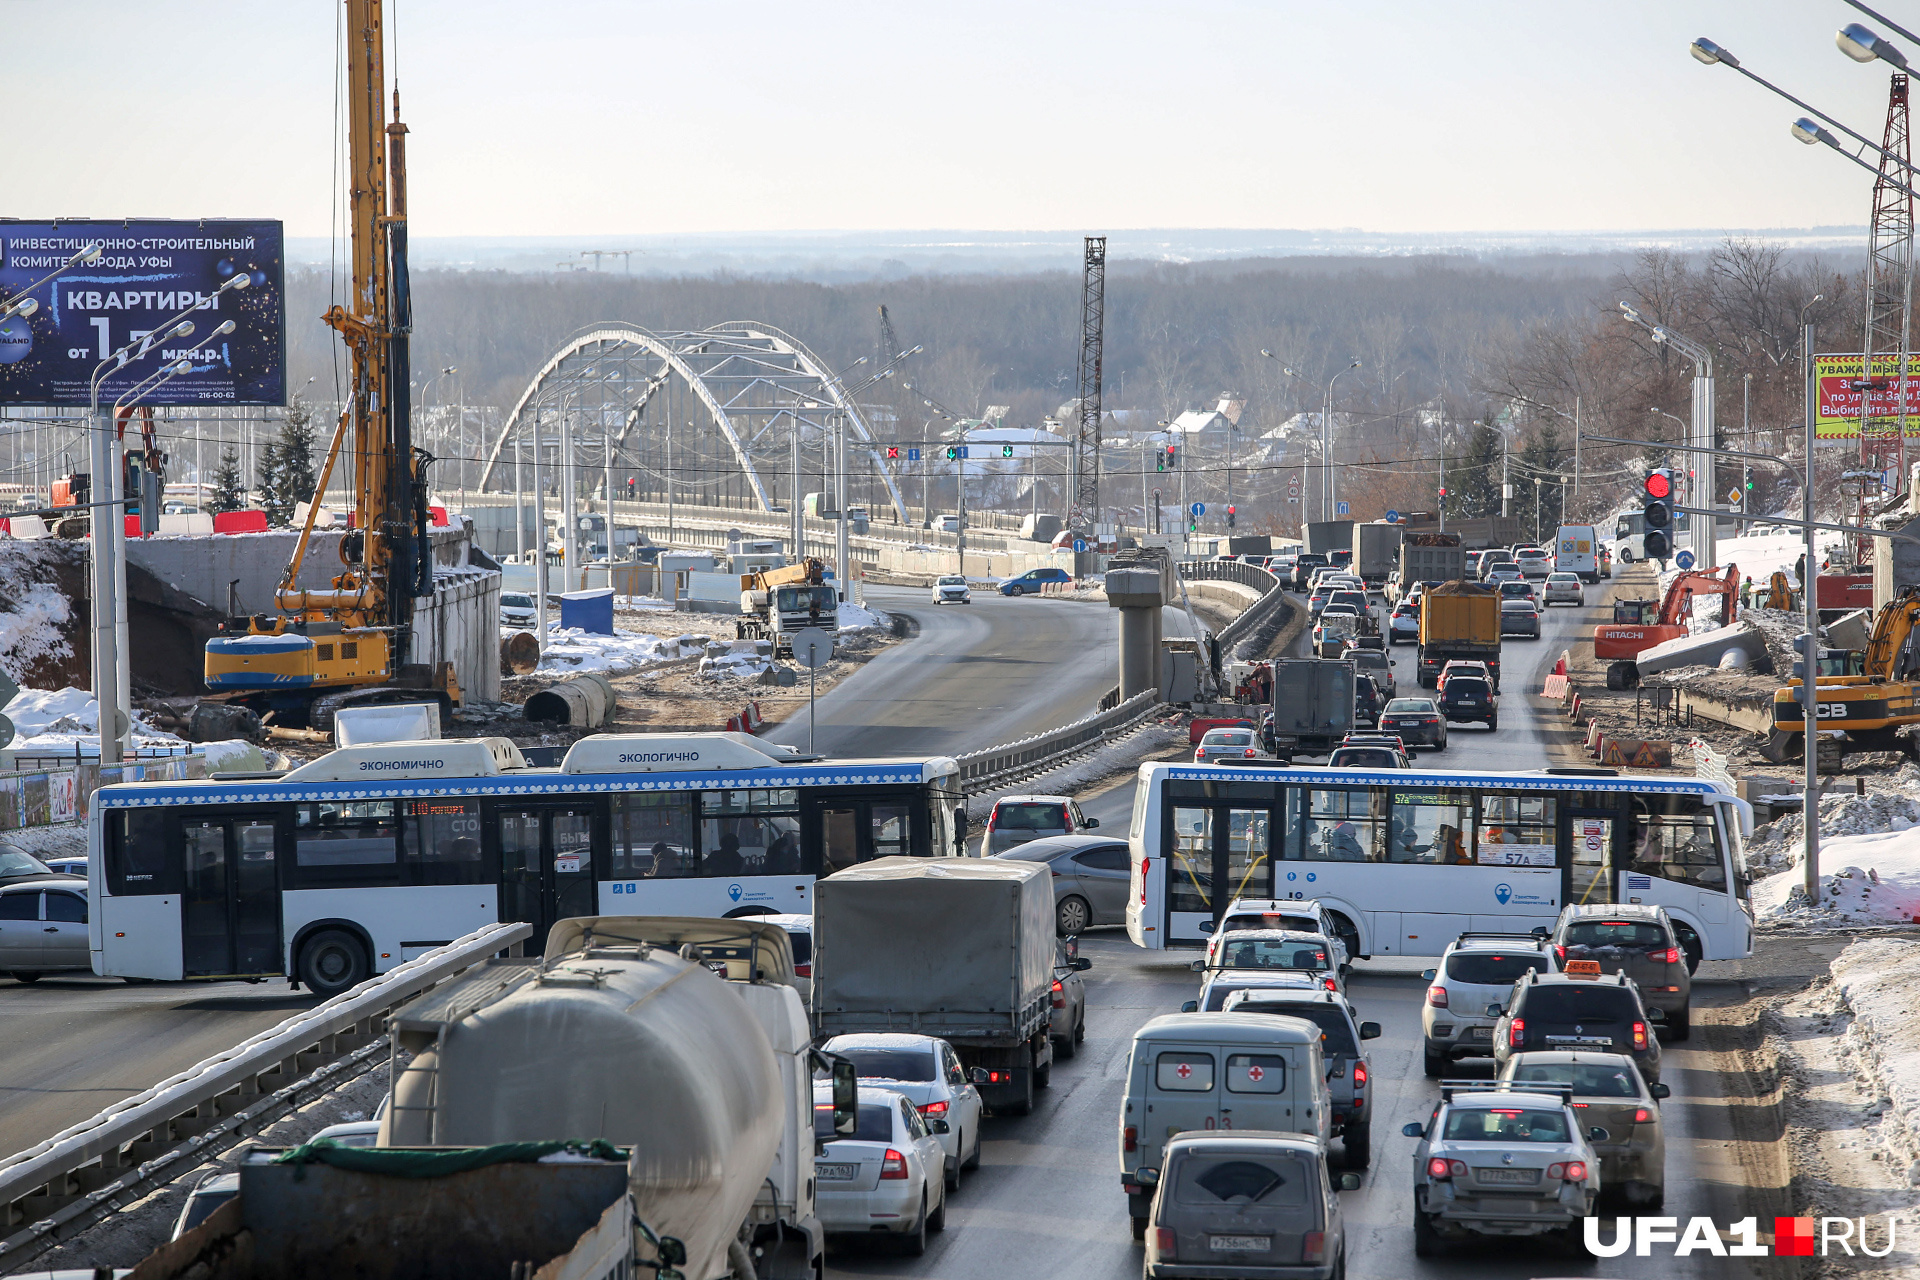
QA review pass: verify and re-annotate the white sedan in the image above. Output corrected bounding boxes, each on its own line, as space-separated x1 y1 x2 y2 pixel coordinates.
1541 572 1585 606
930 574 971 604
1195 727 1273 764
822 1032 985 1190
499 591 538 626
813 1084 950 1254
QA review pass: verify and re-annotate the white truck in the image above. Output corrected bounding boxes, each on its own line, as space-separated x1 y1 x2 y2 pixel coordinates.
738 557 840 656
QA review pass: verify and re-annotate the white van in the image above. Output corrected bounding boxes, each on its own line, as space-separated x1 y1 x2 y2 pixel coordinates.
1118 1013 1333 1237
1555 525 1601 583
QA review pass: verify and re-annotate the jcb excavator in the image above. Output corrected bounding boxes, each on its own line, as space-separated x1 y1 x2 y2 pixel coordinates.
1770 586 1920 758
202 0 457 730
1593 564 1739 689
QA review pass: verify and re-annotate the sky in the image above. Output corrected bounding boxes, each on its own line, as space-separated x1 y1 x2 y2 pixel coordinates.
6 0 1914 241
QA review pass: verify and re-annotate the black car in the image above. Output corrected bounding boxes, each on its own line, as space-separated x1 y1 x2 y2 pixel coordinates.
1353 673 1383 727
1438 676 1497 730
1379 697 1447 749
1291 553 1329 591
1491 969 1664 1082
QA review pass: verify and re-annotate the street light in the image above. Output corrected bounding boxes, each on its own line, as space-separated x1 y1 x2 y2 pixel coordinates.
1691 34 1919 177
1260 351 1359 523
0 243 104 322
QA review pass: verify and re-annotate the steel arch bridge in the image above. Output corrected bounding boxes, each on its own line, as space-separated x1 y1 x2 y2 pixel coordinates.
477 322 910 523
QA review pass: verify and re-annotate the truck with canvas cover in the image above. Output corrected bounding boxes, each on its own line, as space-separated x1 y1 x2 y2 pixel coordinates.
379 916 810 1280
815 856 1057 1115
1264 658 1355 760
1351 522 1402 589
1417 580 1502 690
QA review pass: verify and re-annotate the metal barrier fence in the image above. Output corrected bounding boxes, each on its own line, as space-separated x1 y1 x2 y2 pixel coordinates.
0 921 534 1268
955 687 1161 789
1179 559 1287 651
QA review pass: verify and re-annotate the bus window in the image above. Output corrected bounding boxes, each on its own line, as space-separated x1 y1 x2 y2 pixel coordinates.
1628 796 1727 890
701 790 802 877
293 802 400 887
1387 790 1473 865
1303 788 1380 862
1169 806 1214 913
1475 794 1556 866
401 800 487 886
109 809 172 894
612 793 696 878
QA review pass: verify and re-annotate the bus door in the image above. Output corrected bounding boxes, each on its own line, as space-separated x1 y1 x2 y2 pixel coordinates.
495 803 602 946
179 810 285 978
1561 806 1621 910
1163 800 1274 945
807 790 920 876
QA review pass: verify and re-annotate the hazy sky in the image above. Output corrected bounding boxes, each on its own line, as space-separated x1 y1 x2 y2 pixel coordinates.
8 1 1911 239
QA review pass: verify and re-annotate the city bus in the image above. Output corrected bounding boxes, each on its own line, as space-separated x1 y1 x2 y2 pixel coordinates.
1124 761 1752 967
89 733 962 994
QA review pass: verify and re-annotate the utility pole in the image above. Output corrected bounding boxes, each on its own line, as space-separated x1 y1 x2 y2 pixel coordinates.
791 402 804 558
1072 236 1106 536
1860 72 1915 563
834 411 850 598
533 410 548 655
1802 301 1822 907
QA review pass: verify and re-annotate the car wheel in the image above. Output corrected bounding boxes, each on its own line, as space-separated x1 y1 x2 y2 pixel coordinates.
1008 584 1024 596
946 1147 962 1193
1056 895 1092 937
1131 1214 1147 1241
1412 1204 1444 1258
297 929 369 997
1343 1120 1371 1170
929 1184 948 1232
964 1126 983 1170
9 971 41 984
903 1194 928 1256
1675 923 1704 974
1620 548 1635 564
1056 1025 1078 1059
1487 715 1498 732
1666 1004 1692 1041
1075 1012 1086 1044
1423 1046 1446 1078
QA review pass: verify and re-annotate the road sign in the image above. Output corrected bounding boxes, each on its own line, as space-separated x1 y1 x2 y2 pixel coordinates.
1385 510 1400 524
1675 550 1696 570
907 448 921 462
790 628 834 670
1336 501 1351 516
1190 502 1205 517
1072 538 1088 553
1728 488 1742 503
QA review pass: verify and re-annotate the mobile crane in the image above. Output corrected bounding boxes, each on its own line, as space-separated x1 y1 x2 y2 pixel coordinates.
1770 586 1920 759
1593 564 1739 689
202 0 456 729
737 558 838 655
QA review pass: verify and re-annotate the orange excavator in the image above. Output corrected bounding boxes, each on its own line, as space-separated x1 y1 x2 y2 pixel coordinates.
1594 564 1739 690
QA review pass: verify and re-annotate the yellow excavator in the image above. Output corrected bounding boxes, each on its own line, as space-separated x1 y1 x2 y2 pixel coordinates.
1770 586 1919 758
203 0 457 730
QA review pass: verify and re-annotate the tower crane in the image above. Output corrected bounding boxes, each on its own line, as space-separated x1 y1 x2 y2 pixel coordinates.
203 0 456 730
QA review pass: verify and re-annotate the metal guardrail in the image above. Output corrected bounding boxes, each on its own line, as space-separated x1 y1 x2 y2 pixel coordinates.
0 921 534 1267
956 687 1161 789
1179 560 1288 651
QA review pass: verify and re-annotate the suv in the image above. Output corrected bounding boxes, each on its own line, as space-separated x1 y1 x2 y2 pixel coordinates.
1352 674 1384 728
1348 648 1394 698
1143 1132 1358 1280
1420 933 1559 1076
1499 1050 1671 1209
1513 547 1552 579
1224 987 1383 1169
1403 1081 1604 1257
1439 676 1497 730
1291 553 1328 590
1188 930 1347 1004
1491 968 1664 1082
983 794 1096 855
1548 905 1692 1039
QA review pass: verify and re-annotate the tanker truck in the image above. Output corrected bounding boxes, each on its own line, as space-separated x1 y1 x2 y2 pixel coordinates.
738 557 839 656
376 914 834 1280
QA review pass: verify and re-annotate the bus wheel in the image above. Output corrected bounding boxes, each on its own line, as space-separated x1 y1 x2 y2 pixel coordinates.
1673 923 1704 975
1619 548 1635 564
297 930 369 997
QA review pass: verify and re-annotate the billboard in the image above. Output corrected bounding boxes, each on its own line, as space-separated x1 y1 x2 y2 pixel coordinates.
1813 352 1920 439
0 220 284 407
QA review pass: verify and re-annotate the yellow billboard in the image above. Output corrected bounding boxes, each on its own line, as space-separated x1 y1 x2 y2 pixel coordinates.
1813 353 1920 439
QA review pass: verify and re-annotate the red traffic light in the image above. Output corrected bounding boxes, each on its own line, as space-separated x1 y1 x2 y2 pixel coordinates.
1438 487 1448 497
1644 472 1671 499
1226 505 1235 515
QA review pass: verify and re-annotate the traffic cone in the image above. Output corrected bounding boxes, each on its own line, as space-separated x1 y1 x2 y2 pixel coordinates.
1552 653 1568 677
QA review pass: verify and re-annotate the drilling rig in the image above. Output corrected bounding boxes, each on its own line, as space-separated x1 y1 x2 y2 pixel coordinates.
203 0 456 730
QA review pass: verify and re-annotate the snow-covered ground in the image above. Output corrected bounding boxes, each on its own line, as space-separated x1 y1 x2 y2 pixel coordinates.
1 686 260 767
1749 775 1920 927
530 626 709 675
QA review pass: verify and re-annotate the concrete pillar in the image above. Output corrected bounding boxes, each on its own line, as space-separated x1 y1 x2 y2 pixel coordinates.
1106 565 1168 701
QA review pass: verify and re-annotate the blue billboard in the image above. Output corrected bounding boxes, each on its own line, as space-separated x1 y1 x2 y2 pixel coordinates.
0 219 285 406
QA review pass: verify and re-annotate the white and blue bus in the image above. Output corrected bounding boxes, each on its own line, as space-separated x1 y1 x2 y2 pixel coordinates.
1125 762 1752 966
89 733 961 994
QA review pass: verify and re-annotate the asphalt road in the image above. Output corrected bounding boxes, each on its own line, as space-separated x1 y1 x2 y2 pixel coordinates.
767 585 1192 760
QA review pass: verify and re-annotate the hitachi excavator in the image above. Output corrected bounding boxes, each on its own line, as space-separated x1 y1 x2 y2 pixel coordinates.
1593 564 1740 689
1770 586 1920 759
202 0 457 731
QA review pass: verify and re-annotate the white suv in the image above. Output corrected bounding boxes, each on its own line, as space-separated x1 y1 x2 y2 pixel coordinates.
1420 932 1559 1077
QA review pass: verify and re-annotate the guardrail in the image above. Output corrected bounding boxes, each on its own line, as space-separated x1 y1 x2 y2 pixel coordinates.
1179 559 1289 652
956 687 1161 790
0 921 534 1268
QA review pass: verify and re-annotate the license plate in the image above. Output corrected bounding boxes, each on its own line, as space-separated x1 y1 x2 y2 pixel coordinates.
817 1163 858 1181
1466 1026 1493 1040
1474 1167 1540 1185
1209 1235 1270 1252
1546 1035 1612 1047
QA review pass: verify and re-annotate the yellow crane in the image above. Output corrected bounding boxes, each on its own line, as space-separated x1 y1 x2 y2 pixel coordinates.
203 0 457 729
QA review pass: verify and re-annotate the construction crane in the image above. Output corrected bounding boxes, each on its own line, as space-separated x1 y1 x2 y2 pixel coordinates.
878 304 901 370
1071 235 1105 534
1592 564 1739 689
203 0 455 730
1771 585 1920 758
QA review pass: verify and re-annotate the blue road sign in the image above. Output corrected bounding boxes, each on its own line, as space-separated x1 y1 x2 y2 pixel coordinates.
1190 502 1205 517
1336 501 1351 516
907 448 920 462
1072 538 1088 553
1675 550 1696 569
1385 509 1400 523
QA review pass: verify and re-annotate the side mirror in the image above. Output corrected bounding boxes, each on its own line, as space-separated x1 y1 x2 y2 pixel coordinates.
1359 1021 1382 1040
1200 920 1215 934
1189 959 1206 973
1485 1004 1504 1019
1073 957 1092 971
929 1117 951 1134
1646 1008 1665 1023
1135 1166 1160 1187
1401 1122 1426 1139
1420 969 1437 981
1588 1126 1610 1144
1529 926 1549 939
1180 1000 1199 1013
1084 817 1100 829
1650 1082 1671 1100
1337 1172 1363 1192
968 1067 991 1086
832 1056 858 1136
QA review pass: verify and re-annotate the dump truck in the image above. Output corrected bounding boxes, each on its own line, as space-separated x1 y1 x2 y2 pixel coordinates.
1392 532 1465 602
1351 522 1402 589
1265 657 1355 760
379 914 829 1280
1417 579 1502 689
815 857 1057 1116
738 557 839 655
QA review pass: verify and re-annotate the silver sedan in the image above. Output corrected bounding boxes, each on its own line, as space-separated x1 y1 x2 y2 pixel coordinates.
1541 573 1585 606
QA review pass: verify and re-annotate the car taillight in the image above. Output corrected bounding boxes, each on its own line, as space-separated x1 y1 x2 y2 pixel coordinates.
1547 1160 1588 1181
1154 1228 1177 1255
1632 1021 1648 1050
1553 944 1566 962
1652 946 1681 964
1352 1062 1367 1086
793 963 811 978
1427 985 1448 1007
1140 860 1149 904
880 1149 909 1179
1633 1107 1652 1124
1323 976 1336 990
1509 1018 1525 1048
918 1099 949 1116
1124 1125 1138 1153
1053 978 1066 1008
1427 1157 1466 1178
1302 1231 1326 1263
1245 748 1256 757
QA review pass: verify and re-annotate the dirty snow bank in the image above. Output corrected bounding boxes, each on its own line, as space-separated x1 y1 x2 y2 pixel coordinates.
699 639 773 681
837 602 888 632
1 686 257 764
1826 939 1920 1184
533 627 707 675
1751 801 1920 927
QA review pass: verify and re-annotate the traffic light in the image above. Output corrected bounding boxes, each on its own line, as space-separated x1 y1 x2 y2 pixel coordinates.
1227 505 1236 529
1167 444 1179 469
1642 470 1673 559
944 445 960 461
886 446 900 460
1002 443 1015 458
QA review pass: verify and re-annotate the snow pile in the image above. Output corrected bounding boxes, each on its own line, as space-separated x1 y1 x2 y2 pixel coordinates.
535 627 706 675
837 602 888 632
6 687 99 738
698 639 774 681
1825 938 1920 1181
0 578 70 684
1751 814 1920 926
0 686 257 765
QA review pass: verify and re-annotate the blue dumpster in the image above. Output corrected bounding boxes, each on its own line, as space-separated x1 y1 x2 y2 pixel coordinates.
558 587 615 635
